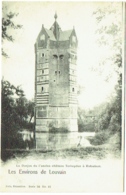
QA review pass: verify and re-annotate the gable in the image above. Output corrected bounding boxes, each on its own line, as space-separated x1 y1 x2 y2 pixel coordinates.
44 28 56 41
37 26 55 48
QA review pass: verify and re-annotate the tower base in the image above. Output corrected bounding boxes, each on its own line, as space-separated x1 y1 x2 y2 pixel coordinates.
35 118 78 132
35 131 95 150
35 131 87 150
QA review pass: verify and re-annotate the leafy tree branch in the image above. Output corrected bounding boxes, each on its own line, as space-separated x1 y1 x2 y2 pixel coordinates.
2 7 22 57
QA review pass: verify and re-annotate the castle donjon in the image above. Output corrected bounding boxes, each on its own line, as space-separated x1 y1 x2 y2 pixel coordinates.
34 13 78 133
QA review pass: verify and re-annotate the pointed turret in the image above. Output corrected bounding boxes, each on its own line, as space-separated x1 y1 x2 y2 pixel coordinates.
50 12 61 40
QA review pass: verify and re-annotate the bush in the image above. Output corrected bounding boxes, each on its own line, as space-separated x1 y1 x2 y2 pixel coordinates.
88 131 111 145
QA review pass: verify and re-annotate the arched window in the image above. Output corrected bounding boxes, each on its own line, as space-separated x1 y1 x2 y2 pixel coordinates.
72 88 74 92
59 55 64 60
53 54 58 59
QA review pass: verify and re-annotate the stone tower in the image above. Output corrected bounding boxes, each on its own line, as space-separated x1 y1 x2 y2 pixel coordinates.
34 13 78 132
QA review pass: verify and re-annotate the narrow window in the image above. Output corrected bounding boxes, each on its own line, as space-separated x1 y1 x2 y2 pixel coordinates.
72 88 74 92
59 71 60 74
42 69 44 74
42 87 44 92
42 53 44 57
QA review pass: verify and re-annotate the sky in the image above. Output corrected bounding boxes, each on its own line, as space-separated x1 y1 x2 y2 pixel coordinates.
2 1 122 109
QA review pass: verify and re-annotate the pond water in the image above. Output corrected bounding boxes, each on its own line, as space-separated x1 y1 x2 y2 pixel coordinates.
20 130 95 150
1 131 121 162
19 130 34 141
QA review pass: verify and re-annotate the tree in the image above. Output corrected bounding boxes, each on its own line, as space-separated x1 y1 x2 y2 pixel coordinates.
1 79 34 150
2 5 22 57
92 2 122 80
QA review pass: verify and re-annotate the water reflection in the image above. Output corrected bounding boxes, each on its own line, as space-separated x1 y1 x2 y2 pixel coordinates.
19 130 95 150
19 130 34 141
18 130 34 150
35 132 95 150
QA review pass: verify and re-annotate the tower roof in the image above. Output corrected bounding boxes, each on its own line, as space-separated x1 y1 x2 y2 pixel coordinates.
36 13 77 44
49 13 77 41
59 30 73 41
44 28 56 41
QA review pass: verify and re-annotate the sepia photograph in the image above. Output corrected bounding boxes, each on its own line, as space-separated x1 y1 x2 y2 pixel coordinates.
1 1 125 192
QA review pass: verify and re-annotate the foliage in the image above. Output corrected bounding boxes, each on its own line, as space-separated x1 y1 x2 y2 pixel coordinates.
98 54 121 131
93 2 122 51
1 79 34 151
87 131 111 145
2 6 22 57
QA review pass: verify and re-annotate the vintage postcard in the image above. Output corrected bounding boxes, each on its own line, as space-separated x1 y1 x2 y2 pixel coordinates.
1 1 125 192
